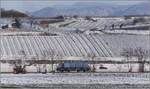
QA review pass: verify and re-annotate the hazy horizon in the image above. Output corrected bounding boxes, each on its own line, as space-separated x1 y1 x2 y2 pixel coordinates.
1 0 149 13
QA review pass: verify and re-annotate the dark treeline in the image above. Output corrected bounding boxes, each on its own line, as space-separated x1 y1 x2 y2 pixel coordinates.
1 8 28 17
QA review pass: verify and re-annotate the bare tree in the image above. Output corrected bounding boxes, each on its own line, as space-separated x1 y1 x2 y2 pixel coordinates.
121 48 133 72
121 48 149 72
34 53 42 73
87 53 96 72
11 50 33 74
41 49 62 73
32 53 41 73
134 48 149 72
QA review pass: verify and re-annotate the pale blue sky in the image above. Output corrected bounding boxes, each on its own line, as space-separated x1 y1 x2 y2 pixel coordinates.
1 0 149 12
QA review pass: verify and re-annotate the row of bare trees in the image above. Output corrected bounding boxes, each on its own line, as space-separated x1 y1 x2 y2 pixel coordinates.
5 49 61 74
7 50 96 73
121 47 149 72
0 47 149 73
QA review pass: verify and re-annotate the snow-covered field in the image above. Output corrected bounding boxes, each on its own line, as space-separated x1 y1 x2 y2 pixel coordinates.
1 73 150 85
104 30 150 35
1 17 150 88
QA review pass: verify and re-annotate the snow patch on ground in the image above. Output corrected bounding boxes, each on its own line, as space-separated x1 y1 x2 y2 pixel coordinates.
1 73 150 85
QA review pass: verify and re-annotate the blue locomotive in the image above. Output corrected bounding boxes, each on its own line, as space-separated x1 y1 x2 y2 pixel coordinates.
56 61 91 72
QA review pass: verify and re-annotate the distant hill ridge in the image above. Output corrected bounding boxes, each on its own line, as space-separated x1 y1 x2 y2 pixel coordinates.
1 9 28 17
32 2 150 17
